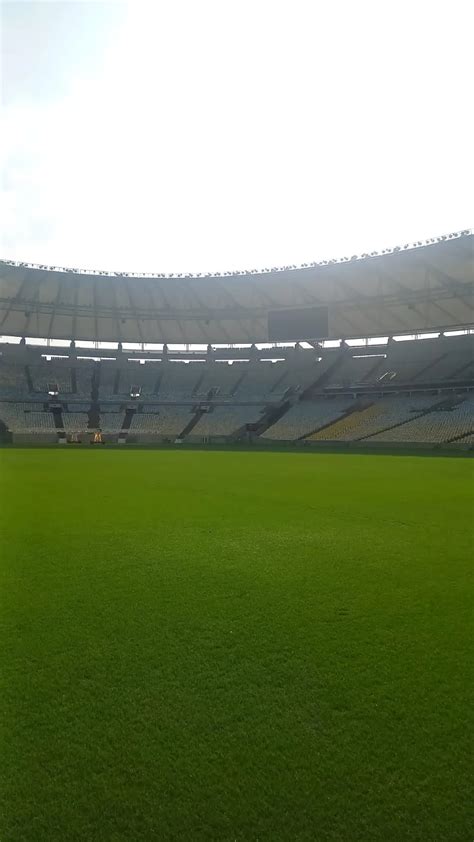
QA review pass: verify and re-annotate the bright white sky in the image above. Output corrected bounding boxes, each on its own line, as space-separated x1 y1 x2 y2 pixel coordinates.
1 0 472 274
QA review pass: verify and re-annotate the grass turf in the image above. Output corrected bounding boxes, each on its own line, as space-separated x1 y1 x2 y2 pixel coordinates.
0 449 472 841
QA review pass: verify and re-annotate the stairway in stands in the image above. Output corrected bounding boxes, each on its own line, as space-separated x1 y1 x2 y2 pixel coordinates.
450 359 474 380
88 363 100 432
0 417 12 444
118 407 136 443
88 406 100 431
301 350 347 396
298 399 372 441
25 365 35 392
303 399 372 441
111 368 119 395
123 408 136 430
359 396 464 442
51 406 66 443
91 364 100 402
178 408 204 439
446 428 474 444
192 373 206 397
412 352 448 383
230 371 248 396
25 365 34 393
246 399 293 439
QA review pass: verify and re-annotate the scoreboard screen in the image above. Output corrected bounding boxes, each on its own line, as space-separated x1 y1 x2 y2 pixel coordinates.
268 306 329 341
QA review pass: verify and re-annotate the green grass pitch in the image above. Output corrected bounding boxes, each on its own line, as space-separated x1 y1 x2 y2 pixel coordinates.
0 448 472 841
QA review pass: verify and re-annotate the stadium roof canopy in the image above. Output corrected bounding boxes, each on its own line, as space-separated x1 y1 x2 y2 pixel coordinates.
0 231 472 344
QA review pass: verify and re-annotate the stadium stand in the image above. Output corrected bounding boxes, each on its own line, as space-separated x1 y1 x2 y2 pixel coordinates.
0 361 29 396
368 396 474 444
0 233 472 447
0 403 56 433
62 412 90 433
70 403 90 412
410 338 473 382
308 395 442 441
267 359 324 396
191 405 265 438
452 360 474 381
129 406 195 437
98 362 119 397
74 362 94 397
116 362 160 397
157 363 204 399
262 397 355 441
360 337 474 387
235 362 286 399
99 409 125 434
100 403 122 412
372 343 442 385
330 354 387 387
193 362 243 397
455 431 474 444
29 361 72 394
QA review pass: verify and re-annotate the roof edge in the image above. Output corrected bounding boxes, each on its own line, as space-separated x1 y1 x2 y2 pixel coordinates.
1 230 471 282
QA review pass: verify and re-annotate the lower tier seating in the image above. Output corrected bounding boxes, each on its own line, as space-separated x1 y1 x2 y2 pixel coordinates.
455 431 474 443
263 398 354 441
99 411 125 433
369 397 474 443
129 406 194 436
192 405 265 437
62 412 89 432
0 403 56 432
310 395 441 441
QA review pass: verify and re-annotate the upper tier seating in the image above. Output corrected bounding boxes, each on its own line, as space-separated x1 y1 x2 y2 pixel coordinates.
372 342 447 385
74 362 94 397
234 362 286 399
268 359 324 396
263 397 355 441
458 360 474 382
330 354 387 387
192 356 332 401
0 361 29 396
98 362 119 397
116 363 160 397
359 336 474 386
194 363 243 397
157 363 204 399
416 352 471 382
30 361 72 394
410 335 473 382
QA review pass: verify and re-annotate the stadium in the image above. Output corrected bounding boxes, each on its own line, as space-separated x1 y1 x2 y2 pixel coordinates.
1 231 473 449
1 231 473 840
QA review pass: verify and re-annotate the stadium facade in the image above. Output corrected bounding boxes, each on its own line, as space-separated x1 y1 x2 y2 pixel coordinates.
0 232 472 448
